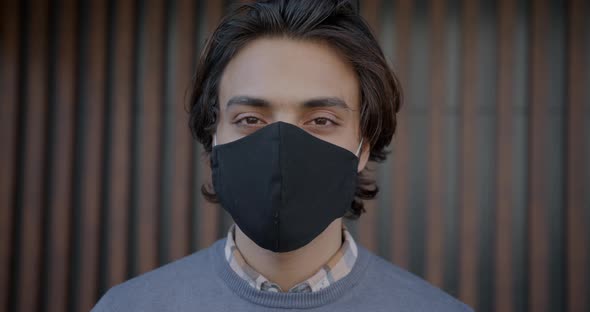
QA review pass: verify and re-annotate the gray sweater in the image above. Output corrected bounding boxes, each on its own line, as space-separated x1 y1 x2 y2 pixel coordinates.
92 239 473 311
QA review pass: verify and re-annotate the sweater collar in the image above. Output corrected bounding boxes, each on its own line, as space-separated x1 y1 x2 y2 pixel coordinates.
223 223 359 293
211 236 371 309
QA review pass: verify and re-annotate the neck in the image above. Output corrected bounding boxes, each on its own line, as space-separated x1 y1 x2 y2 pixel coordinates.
234 218 343 292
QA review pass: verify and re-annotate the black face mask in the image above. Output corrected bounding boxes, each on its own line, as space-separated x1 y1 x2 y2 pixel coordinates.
211 122 362 252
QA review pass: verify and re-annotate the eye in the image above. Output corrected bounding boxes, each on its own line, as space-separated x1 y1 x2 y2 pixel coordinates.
309 117 336 126
234 116 265 126
245 117 261 125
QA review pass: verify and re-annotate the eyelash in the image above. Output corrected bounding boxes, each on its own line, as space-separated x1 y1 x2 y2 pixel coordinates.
232 116 339 127
233 116 266 126
305 117 338 127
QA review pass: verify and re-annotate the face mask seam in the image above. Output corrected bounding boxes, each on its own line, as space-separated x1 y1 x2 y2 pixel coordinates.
277 123 284 252
213 122 361 253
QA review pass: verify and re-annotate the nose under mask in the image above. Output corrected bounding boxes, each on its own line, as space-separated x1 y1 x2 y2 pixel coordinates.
211 122 362 252
214 129 363 157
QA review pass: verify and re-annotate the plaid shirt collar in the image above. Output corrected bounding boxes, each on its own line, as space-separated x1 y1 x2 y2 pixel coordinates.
224 223 358 293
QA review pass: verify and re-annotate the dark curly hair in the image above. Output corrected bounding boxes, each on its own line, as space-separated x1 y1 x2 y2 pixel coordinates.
189 0 402 219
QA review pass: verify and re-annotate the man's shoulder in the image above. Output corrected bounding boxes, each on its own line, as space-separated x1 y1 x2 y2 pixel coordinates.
360 248 473 312
92 239 225 311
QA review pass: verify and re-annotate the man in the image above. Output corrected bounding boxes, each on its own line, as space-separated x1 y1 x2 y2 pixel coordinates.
93 0 473 311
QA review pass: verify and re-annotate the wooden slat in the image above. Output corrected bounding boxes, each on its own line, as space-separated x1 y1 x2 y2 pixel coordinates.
168 0 197 261
206 0 224 33
136 0 165 274
76 0 107 309
157 0 173 263
0 0 20 310
507 2 530 311
425 0 446 288
198 163 219 248
494 0 515 311
361 0 381 37
566 0 589 311
16 0 49 311
528 0 550 311
106 0 134 287
198 0 224 249
45 0 76 310
390 0 413 269
458 0 479 308
441 0 462 296
357 0 381 253
357 164 378 252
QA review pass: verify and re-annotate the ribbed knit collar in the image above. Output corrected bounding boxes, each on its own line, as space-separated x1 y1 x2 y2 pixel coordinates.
211 238 372 309
224 224 359 293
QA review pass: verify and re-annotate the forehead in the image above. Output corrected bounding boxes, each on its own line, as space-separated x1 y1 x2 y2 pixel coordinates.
218 37 360 110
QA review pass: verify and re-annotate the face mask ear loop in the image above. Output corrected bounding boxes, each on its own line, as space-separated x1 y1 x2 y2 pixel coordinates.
355 138 364 157
213 133 217 147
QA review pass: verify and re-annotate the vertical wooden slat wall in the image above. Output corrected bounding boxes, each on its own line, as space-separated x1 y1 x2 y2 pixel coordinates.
0 0 588 311
0 0 19 310
136 0 163 277
45 0 77 310
390 0 412 271
101 0 133 296
567 1 590 311
495 0 518 311
15 0 49 311
458 0 480 307
167 0 195 264
196 0 223 253
357 0 380 257
425 0 447 290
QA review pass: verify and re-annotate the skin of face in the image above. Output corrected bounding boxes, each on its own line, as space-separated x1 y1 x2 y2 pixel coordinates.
215 36 370 291
216 36 369 171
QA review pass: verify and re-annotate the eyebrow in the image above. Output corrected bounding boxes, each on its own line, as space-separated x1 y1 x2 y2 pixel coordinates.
225 96 352 110
226 96 271 109
303 97 352 110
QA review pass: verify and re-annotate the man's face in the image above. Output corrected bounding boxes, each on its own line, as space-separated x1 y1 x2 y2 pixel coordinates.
216 37 369 172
